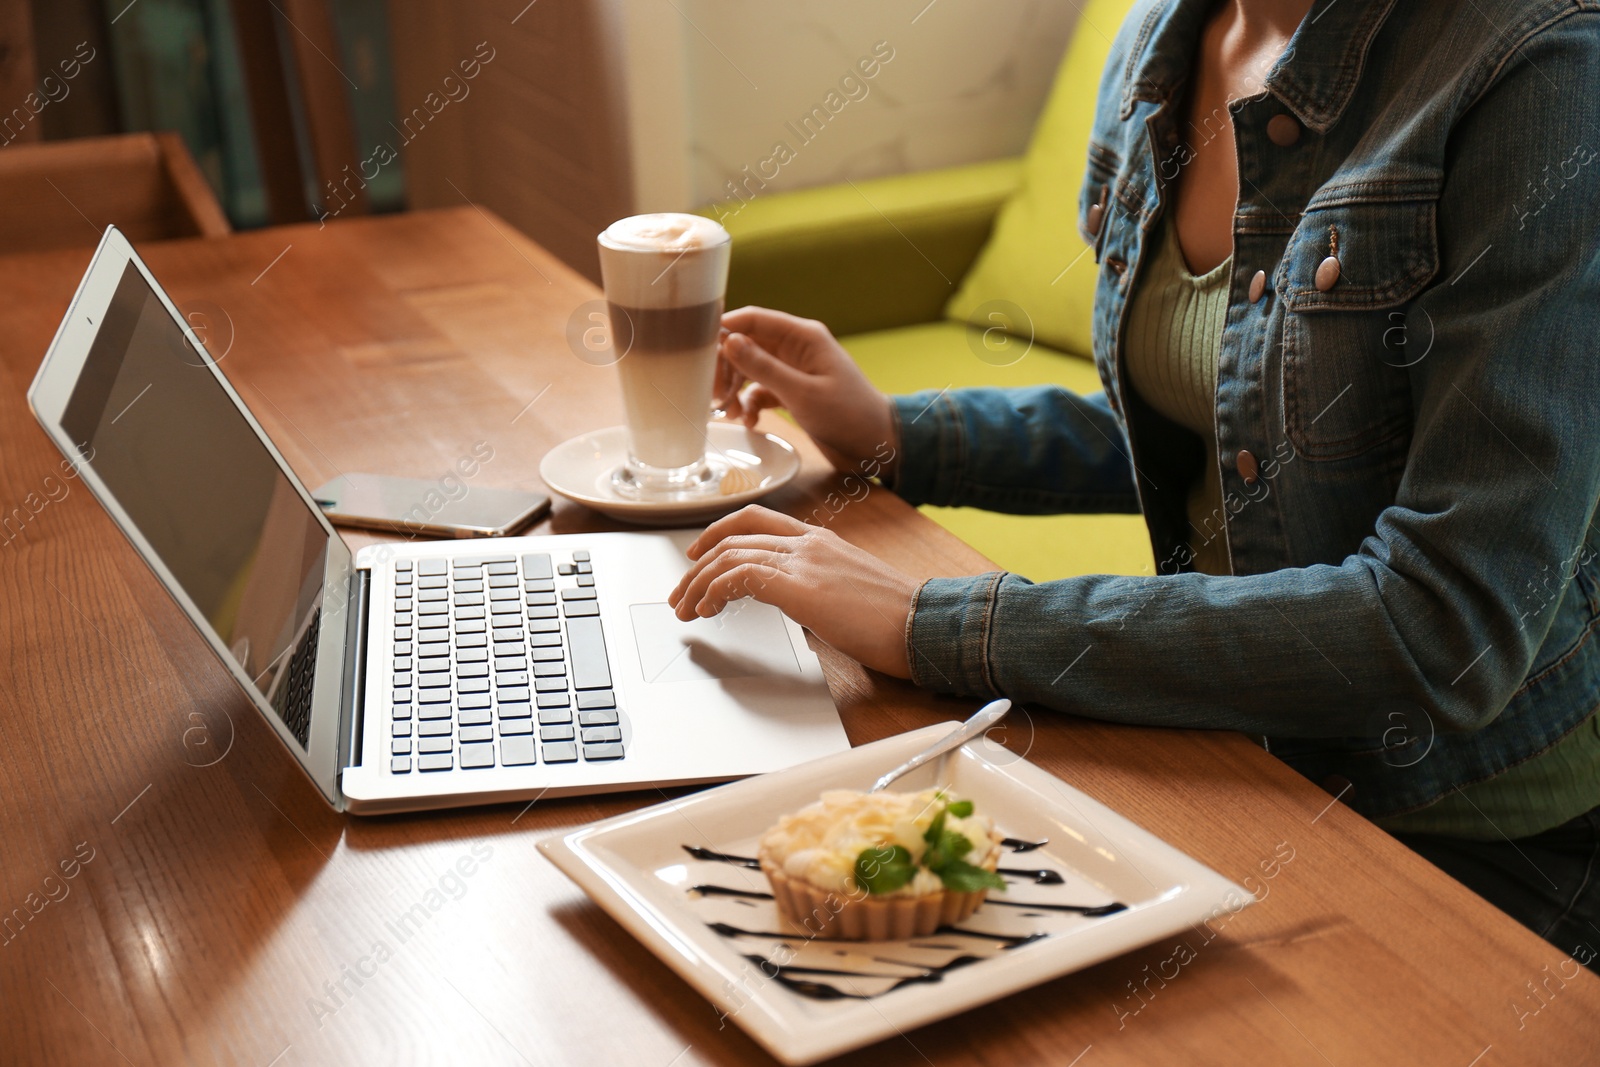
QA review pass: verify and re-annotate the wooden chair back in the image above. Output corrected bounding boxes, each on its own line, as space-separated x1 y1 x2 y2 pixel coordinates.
0 130 231 254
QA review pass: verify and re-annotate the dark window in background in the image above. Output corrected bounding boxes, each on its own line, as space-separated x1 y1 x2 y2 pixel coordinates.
29 0 404 228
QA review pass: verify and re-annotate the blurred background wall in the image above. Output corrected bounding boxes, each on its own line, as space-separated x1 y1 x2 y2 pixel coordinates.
5 0 1082 281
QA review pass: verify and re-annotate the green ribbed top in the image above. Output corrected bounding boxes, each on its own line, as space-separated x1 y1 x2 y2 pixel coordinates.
1125 214 1600 840
1123 215 1232 576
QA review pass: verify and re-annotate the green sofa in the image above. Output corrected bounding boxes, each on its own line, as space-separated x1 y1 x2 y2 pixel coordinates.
698 0 1151 582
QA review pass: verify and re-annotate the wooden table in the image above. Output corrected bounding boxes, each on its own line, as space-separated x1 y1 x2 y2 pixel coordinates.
1 208 1594 1066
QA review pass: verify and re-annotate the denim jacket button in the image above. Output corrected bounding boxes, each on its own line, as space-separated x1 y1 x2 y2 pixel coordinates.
1087 201 1105 237
1267 114 1302 147
1248 269 1267 303
1236 449 1260 485
1315 255 1341 291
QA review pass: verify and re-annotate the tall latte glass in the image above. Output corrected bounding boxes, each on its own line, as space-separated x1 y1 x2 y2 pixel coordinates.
597 213 731 498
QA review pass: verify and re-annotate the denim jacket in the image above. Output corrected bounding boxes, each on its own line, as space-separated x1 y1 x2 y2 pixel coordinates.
892 0 1600 819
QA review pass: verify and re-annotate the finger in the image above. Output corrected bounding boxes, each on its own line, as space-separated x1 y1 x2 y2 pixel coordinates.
721 305 816 345
722 332 807 394
697 562 796 618
738 384 781 429
671 548 785 620
686 505 811 561
713 356 746 416
668 534 800 608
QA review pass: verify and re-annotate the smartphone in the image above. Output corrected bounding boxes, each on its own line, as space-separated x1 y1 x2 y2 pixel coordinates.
311 473 551 538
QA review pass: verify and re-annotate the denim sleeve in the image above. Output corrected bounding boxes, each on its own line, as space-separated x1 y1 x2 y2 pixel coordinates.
891 385 1142 514
907 18 1600 738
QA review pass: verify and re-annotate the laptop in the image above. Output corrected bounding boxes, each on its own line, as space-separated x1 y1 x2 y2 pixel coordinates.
27 227 850 814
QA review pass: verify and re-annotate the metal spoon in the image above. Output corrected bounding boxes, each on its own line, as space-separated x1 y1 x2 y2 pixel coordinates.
869 698 1012 793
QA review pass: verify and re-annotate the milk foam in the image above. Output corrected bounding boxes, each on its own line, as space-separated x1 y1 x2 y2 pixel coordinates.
598 213 730 309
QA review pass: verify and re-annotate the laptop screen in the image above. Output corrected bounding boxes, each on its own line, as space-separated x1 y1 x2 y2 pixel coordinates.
60 262 330 748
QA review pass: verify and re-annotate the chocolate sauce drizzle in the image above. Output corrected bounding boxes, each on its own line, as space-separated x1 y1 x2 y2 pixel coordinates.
683 839 1124 1001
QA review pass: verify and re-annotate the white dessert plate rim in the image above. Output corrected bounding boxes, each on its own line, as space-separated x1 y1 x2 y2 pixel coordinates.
537 722 1252 1065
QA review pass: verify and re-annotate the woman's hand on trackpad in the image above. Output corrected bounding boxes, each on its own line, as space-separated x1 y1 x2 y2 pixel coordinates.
667 505 916 679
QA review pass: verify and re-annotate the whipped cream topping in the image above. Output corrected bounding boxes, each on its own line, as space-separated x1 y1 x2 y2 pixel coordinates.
759 789 998 899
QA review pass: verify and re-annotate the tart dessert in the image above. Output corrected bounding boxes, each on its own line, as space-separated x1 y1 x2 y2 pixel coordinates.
757 789 1005 940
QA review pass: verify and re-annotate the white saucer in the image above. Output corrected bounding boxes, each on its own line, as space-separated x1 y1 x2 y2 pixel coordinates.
539 423 800 526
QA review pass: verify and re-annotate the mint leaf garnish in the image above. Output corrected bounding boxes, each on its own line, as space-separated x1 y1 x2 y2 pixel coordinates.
854 845 916 895
946 799 974 818
936 859 1007 893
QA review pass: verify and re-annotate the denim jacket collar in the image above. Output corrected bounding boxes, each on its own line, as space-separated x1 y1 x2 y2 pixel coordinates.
1120 0 1400 133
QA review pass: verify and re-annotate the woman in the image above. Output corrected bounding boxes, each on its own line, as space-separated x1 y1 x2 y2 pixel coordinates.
668 0 1600 962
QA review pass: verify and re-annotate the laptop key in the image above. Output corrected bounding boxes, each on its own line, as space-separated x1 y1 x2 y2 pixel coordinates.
521 553 553 579
457 663 488 678
458 678 490 694
490 601 521 616
499 719 533 735
571 550 591 562
534 677 566 693
538 708 572 725
458 693 492 710
391 739 413 755
524 578 555 594
542 741 578 763
457 742 492 767
560 588 597 601
577 690 615 710
392 688 413 703
578 709 619 727
494 656 528 671
393 626 412 642
528 605 559 620
576 575 595 588
563 601 600 618
533 662 566 678
457 648 488 663
540 725 575 742
489 573 519 588
459 725 494 743
458 708 492 726
454 606 485 620
500 735 537 766
497 671 530 687
418 753 453 772
529 632 562 647
393 613 413 628
453 593 484 607
391 757 412 773
418 559 447 576
391 705 413 720
528 618 561 634
583 742 624 761
575 562 593 574
419 704 453 720
498 686 531 702
418 586 449 600
453 580 483 594
488 585 520 600
454 619 486 633
536 692 569 708
396 559 414 572
418 737 452 754
491 630 523 645
418 719 453 736
566 617 612 690
497 702 531 719
530 646 564 662
393 657 412 671
526 591 557 607
418 602 448 615
393 672 412 687
487 561 518 575
455 632 487 648
558 563 575 575
392 721 413 737
581 726 622 745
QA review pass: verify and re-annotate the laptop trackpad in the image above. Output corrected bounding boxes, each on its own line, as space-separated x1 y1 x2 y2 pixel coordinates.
630 602 801 684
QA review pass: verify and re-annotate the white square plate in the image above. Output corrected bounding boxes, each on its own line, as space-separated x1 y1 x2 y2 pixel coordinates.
538 722 1252 1065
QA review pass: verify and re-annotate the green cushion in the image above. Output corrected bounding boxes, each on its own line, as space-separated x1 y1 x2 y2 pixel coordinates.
701 159 1023 337
944 0 1137 359
840 321 1155 581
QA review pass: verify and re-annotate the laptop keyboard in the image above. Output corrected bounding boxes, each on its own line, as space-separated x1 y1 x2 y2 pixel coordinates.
385 551 625 773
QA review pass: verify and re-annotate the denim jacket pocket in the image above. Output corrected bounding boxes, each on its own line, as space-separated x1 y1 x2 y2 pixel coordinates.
1276 193 1440 460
